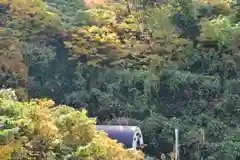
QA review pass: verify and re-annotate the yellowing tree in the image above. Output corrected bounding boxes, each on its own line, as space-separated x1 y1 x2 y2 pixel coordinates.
0 89 144 160
1 0 63 39
64 2 189 67
0 27 29 85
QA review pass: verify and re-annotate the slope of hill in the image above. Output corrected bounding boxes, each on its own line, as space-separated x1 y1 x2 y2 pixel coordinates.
0 0 239 159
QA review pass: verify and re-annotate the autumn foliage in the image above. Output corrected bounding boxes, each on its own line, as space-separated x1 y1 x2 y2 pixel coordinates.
0 0 239 159
0 89 144 160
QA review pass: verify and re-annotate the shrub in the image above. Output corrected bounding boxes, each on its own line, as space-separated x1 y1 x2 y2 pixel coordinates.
0 88 144 160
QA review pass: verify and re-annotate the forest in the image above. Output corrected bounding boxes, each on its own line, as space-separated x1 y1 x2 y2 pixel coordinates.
0 0 239 159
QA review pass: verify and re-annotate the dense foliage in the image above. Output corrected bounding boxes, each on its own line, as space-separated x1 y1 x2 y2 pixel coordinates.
0 0 240 159
0 89 143 159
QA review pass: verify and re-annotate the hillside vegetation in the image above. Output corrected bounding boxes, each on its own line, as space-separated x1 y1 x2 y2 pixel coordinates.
0 0 240 159
0 89 144 159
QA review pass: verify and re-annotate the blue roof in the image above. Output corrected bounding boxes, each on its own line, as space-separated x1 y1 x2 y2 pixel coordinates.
96 125 138 148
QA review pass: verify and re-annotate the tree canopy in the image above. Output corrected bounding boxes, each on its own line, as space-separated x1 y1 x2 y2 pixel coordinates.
0 0 240 159
0 89 143 160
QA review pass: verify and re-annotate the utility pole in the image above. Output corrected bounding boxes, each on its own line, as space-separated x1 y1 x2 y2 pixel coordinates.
200 128 205 160
175 129 179 160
